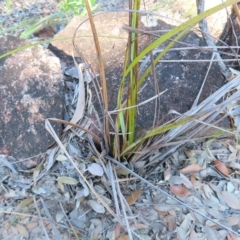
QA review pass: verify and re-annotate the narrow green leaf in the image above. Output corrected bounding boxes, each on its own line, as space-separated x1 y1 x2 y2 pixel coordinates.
20 12 66 39
121 113 206 156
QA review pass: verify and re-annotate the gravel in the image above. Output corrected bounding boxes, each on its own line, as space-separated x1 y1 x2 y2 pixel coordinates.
0 0 128 37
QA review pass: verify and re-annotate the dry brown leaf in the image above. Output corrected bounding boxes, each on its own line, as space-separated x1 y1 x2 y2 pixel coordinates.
118 235 130 240
115 223 121 238
4 221 10 230
10 225 19 235
130 223 148 229
170 185 190 196
184 150 195 158
227 215 240 226
227 233 238 240
214 159 229 176
189 228 197 240
222 191 240 210
180 164 202 173
125 189 142 205
190 176 196 188
154 210 168 216
167 218 174 230
16 224 29 239
44 220 52 230
25 221 39 230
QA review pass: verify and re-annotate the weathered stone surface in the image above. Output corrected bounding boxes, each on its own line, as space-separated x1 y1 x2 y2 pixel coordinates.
218 5 240 69
0 35 64 168
51 12 228 133
51 12 129 72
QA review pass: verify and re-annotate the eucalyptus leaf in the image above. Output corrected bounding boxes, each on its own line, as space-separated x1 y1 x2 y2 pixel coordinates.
56 176 78 185
88 200 105 213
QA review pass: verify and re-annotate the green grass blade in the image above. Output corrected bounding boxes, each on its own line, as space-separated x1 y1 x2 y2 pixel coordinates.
126 0 141 145
20 12 66 39
121 112 206 156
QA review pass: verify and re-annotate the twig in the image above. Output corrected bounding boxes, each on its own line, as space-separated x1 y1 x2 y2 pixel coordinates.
123 24 240 58
59 202 79 240
191 52 216 109
110 162 133 240
40 198 62 240
33 196 50 240
107 90 167 114
84 0 110 149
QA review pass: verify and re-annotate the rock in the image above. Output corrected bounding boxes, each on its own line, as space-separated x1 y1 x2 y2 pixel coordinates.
51 12 228 133
33 26 55 39
0 35 64 169
218 5 240 69
51 12 129 72
96 0 128 11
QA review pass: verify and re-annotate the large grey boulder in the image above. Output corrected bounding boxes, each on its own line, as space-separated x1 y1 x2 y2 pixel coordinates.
0 36 64 169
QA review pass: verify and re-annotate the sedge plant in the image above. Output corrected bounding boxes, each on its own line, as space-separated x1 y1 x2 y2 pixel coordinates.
1 0 239 160
82 0 240 161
